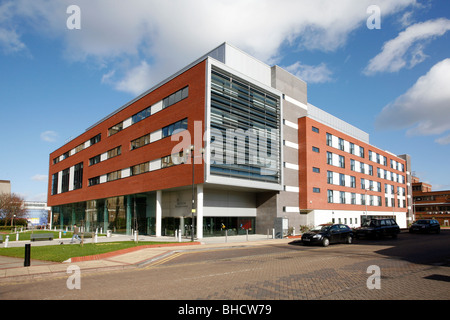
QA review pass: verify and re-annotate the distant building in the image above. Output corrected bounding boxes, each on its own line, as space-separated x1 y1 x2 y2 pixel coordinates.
24 201 50 227
412 177 450 226
0 180 11 194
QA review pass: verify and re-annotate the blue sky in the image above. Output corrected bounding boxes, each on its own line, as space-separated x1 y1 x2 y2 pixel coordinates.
0 0 449 201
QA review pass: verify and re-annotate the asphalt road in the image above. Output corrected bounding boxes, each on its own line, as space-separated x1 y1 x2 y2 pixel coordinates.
1 230 449 303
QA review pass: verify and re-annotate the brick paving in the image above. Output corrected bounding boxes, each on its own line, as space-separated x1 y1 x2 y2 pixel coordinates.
1 232 449 300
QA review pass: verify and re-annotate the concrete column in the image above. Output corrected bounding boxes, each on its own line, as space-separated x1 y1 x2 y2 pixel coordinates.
156 190 162 237
196 184 203 239
103 201 108 233
179 216 185 236
126 195 132 235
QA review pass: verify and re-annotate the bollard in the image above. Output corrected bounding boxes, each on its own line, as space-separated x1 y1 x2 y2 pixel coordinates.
94 230 98 243
272 228 275 239
178 229 181 242
246 229 249 241
16 232 19 241
59 231 62 239
24 244 31 267
225 230 228 243
4 235 9 248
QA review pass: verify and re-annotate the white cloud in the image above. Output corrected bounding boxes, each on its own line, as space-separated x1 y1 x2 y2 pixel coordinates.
31 174 48 182
40 130 58 142
0 2 26 54
375 58 450 141
115 60 153 95
3 0 416 94
364 18 450 75
435 134 450 145
285 61 333 83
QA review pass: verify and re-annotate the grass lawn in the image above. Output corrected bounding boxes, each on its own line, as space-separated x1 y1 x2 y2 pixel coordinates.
0 241 173 262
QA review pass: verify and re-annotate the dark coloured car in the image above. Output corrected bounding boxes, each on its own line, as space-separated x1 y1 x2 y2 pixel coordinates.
301 224 353 247
354 218 400 239
409 219 440 234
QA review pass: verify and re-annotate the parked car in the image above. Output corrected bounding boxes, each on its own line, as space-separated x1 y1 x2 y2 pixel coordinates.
409 219 440 234
301 224 353 247
354 218 400 239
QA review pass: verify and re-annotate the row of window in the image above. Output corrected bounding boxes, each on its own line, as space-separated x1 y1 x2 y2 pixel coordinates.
326 150 405 183
108 86 189 137
89 146 122 166
131 118 188 150
53 134 101 164
52 86 189 165
414 194 450 202
52 118 189 195
51 162 83 195
88 151 185 187
325 132 405 172
87 118 188 170
326 170 406 195
326 189 407 208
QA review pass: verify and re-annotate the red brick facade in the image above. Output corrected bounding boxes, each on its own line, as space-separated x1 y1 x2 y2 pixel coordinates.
47 61 207 207
298 117 408 214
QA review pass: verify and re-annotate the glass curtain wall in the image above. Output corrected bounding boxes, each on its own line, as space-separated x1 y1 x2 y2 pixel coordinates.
210 67 281 183
203 217 255 237
51 192 156 235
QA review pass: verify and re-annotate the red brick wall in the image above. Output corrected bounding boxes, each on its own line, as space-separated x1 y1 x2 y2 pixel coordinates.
48 61 206 206
298 116 408 213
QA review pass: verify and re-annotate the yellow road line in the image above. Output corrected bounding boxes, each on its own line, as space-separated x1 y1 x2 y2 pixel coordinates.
144 252 185 269
143 246 255 269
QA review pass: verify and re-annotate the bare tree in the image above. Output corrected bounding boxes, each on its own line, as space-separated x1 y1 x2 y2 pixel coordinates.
0 193 27 226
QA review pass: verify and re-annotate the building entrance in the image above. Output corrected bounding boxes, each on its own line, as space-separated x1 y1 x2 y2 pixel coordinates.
161 217 193 237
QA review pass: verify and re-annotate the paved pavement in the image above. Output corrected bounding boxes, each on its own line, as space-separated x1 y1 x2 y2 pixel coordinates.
0 233 289 281
1 231 450 301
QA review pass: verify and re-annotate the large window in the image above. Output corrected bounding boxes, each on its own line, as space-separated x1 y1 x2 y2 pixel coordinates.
61 168 70 193
210 67 281 183
162 86 189 109
162 118 188 139
51 173 58 195
73 162 83 190
108 122 123 136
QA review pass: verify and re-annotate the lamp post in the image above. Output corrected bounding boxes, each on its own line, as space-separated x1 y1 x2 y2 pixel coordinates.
190 145 195 242
364 186 373 224
393 190 399 220
188 145 204 242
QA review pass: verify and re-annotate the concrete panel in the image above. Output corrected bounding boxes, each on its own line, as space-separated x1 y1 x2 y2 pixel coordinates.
271 65 307 104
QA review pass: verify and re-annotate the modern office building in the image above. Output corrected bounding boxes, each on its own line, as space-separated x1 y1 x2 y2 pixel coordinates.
47 43 411 238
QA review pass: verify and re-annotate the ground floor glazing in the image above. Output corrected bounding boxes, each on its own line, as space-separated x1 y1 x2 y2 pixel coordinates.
50 189 256 238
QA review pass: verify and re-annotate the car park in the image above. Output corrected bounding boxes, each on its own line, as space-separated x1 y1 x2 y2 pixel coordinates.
409 219 440 234
354 218 400 239
301 224 353 247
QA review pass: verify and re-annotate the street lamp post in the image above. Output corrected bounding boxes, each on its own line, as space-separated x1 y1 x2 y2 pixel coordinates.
191 145 195 242
364 186 373 224
189 145 204 242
